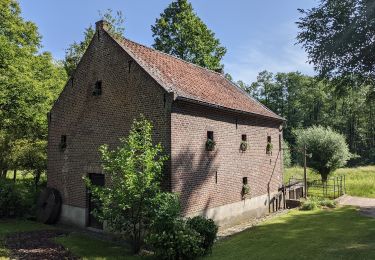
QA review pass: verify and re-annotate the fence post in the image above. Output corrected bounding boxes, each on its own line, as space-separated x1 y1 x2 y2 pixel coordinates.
344 175 346 194
334 178 336 198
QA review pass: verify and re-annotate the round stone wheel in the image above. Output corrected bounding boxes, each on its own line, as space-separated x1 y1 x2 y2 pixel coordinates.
36 188 62 224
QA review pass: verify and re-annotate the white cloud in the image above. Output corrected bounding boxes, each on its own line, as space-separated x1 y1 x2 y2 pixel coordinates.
224 23 315 83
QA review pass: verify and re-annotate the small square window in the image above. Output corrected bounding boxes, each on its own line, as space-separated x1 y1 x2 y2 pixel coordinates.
207 131 214 141
243 177 248 185
60 135 67 150
93 80 102 96
267 135 271 143
242 134 247 141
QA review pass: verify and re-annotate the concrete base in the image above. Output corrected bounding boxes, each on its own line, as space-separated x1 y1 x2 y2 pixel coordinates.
60 204 87 228
187 193 273 229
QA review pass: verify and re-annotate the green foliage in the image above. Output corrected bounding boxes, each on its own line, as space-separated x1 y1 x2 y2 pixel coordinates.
151 0 226 70
147 193 204 259
266 142 273 154
283 141 292 168
294 126 351 181
240 141 248 151
249 71 374 165
0 179 22 217
187 216 218 255
86 116 168 253
300 197 336 211
63 9 125 77
205 139 216 151
0 0 66 176
297 0 375 83
242 184 250 198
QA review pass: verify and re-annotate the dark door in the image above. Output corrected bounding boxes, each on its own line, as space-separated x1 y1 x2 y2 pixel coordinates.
88 173 105 229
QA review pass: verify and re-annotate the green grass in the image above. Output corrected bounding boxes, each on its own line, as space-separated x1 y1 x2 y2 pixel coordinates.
284 165 375 198
0 219 52 259
208 207 375 260
55 233 148 260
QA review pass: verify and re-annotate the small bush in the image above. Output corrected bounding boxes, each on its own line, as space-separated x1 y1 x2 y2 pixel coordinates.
300 198 319 211
300 197 337 211
187 216 218 255
0 179 22 217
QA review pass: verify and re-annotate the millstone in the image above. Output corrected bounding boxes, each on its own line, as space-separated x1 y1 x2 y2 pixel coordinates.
36 187 62 224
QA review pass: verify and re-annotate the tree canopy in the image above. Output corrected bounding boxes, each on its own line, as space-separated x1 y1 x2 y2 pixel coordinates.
0 0 66 178
297 0 375 84
151 0 226 70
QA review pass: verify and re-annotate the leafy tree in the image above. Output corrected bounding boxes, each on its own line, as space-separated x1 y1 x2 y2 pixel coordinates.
283 140 292 168
63 9 125 77
0 0 66 176
294 126 351 181
151 0 226 70
86 116 168 253
297 0 375 84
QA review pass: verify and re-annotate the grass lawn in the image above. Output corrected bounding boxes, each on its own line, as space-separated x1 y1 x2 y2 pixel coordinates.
208 207 375 260
284 165 375 198
55 233 147 260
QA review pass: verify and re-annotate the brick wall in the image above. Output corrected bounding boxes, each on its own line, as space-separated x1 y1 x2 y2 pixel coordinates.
171 100 283 215
47 27 171 209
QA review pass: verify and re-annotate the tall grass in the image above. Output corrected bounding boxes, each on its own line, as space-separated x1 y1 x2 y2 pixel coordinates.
284 165 375 198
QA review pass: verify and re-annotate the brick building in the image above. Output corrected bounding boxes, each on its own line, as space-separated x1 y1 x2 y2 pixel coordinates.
47 20 285 229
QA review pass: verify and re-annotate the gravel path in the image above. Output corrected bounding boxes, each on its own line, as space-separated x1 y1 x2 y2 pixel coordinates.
336 195 375 218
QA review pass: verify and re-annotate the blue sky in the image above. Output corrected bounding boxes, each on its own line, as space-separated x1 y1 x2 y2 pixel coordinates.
18 0 318 83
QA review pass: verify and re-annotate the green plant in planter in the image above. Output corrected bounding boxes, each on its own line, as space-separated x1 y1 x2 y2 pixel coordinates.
266 142 273 154
240 141 248 151
206 139 216 151
242 184 250 198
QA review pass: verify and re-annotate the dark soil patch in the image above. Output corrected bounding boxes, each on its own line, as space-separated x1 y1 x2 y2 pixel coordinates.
5 230 78 260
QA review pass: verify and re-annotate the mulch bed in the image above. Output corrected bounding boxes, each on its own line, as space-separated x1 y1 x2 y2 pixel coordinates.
5 230 78 260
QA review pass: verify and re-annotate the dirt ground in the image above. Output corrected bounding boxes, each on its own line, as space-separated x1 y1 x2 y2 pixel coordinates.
5 230 77 260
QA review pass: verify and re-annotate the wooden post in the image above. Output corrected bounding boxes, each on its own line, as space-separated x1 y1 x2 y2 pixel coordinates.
13 169 16 182
304 145 307 198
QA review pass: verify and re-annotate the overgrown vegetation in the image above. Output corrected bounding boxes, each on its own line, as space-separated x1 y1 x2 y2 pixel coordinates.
300 197 336 211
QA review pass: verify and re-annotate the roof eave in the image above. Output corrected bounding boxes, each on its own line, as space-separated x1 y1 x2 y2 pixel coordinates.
175 96 286 122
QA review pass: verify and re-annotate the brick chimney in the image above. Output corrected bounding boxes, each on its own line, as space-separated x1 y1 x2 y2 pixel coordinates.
95 20 109 31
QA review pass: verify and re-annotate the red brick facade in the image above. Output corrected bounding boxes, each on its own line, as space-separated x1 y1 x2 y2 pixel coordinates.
47 21 283 225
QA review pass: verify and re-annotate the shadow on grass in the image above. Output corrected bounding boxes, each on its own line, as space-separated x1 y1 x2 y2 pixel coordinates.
207 207 375 260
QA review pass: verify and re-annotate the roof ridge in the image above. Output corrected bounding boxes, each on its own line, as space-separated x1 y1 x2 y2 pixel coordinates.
119 36 226 77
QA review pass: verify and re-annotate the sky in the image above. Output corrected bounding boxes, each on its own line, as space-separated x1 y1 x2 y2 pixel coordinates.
18 0 318 83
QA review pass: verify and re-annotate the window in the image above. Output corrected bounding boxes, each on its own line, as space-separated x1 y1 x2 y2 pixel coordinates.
243 177 248 185
60 135 67 150
93 80 102 96
267 135 271 143
207 131 214 141
242 134 247 141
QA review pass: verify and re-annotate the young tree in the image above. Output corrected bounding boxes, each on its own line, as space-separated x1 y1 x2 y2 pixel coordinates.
297 0 375 84
63 9 125 77
294 126 351 181
151 0 226 70
86 116 168 253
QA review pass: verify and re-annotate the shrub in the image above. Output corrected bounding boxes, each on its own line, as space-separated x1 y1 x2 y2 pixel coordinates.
240 141 248 151
187 216 218 255
300 197 337 211
206 139 216 151
300 198 319 211
294 126 351 181
0 179 22 217
147 193 204 259
283 140 292 168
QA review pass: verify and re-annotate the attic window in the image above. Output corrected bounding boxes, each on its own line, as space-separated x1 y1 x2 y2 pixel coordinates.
59 135 67 151
242 134 247 141
267 136 271 143
93 81 102 96
243 177 248 185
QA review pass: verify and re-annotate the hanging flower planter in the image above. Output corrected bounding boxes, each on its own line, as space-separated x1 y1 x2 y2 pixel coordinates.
242 184 250 199
240 141 248 151
206 139 216 151
266 142 273 154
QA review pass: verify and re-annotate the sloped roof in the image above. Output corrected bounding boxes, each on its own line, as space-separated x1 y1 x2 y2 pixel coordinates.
105 28 283 121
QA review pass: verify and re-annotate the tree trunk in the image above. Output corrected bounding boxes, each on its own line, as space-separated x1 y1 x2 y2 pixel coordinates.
13 169 16 182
